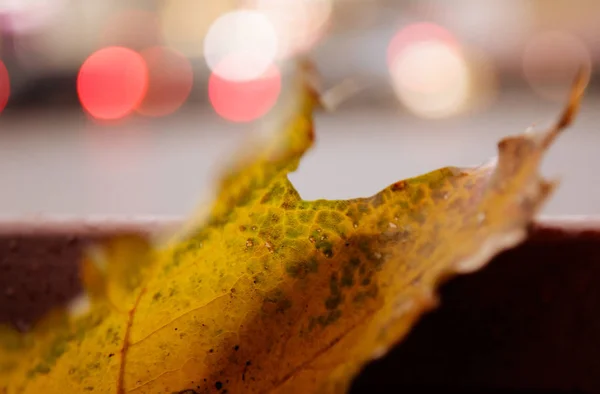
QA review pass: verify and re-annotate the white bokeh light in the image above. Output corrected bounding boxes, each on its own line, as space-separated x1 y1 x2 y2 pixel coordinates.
390 40 470 118
254 0 332 59
0 0 67 33
204 9 278 81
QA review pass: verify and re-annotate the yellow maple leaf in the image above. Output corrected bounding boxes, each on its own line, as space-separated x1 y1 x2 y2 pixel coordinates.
0 64 588 394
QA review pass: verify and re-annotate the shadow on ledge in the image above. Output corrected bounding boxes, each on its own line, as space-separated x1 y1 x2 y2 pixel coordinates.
351 222 600 393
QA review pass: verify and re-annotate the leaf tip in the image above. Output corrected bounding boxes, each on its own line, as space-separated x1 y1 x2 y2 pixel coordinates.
297 58 366 112
297 58 323 106
555 65 590 130
320 78 368 111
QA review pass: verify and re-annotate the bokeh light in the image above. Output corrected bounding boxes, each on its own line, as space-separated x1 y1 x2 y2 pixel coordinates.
160 0 235 58
388 23 470 118
100 9 161 50
209 63 281 123
204 9 278 81
387 22 458 67
0 61 9 114
249 0 333 59
77 46 148 121
11 4 104 71
0 0 66 33
136 46 193 117
523 31 591 102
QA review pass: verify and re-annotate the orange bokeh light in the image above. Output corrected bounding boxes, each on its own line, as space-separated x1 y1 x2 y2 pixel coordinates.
208 63 281 123
77 46 148 120
0 61 9 114
136 46 193 117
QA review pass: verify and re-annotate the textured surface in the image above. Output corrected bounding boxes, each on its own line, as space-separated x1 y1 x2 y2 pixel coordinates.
0 69 587 393
3 222 600 393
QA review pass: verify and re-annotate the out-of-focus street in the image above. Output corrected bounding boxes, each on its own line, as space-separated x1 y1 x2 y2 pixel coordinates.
0 91 597 217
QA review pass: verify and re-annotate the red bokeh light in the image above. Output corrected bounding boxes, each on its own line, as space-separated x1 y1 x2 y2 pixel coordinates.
208 63 281 123
77 46 148 120
0 61 9 114
387 22 458 67
136 46 193 117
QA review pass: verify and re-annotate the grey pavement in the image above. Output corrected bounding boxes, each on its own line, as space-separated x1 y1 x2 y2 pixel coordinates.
0 91 598 217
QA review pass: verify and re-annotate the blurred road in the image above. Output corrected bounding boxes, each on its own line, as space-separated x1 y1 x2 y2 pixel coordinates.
0 91 598 217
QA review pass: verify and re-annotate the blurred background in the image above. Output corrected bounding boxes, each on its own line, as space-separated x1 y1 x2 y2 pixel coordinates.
0 0 598 217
